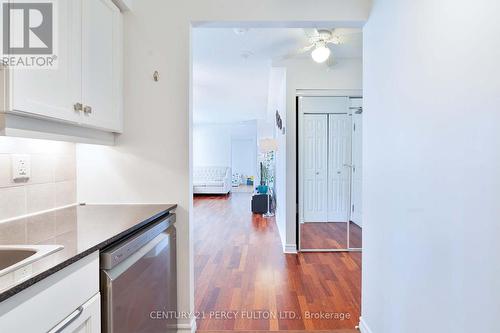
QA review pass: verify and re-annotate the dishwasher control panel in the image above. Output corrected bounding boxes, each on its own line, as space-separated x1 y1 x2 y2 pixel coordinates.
100 214 175 270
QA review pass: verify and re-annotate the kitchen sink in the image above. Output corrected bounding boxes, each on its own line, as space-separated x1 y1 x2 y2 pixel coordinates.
0 249 37 270
0 245 64 277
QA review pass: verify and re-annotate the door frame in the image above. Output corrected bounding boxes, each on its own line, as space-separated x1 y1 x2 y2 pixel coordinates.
296 89 362 253
350 102 363 231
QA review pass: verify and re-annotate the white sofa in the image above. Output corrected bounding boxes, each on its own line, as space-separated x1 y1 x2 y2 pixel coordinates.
193 166 231 194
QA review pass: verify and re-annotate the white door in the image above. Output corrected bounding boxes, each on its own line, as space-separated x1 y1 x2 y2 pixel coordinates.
302 114 328 222
327 114 352 221
351 112 363 226
11 0 82 123
81 0 123 132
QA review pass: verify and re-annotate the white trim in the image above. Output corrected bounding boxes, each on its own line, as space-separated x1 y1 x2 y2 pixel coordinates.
298 102 305 224
359 317 374 333
301 248 361 253
0 203 78 224
296 89 363 97
177 317 197 333
79 202 174 206
1 113 116 145
111 0 132 12
283 244 298 254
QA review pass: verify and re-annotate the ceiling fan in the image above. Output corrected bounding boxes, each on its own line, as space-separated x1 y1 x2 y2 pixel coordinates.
285 29 345 64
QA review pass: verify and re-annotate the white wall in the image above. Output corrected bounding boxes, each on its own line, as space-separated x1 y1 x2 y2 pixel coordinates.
76 0 371 330
232 138 256 179
362 1 500 332
193 124 232 167
267 67 287 248
193 121 257 177
273 57 363 249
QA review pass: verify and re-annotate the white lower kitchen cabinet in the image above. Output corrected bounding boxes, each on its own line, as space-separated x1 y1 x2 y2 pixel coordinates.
0 252 100 333
50 293 101 333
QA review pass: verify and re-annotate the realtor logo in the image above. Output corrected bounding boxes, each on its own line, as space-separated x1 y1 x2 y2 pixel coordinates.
3 2 53 54
1 1 57 68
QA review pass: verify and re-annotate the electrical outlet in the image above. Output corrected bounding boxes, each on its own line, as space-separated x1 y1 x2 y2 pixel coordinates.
11 154 31 181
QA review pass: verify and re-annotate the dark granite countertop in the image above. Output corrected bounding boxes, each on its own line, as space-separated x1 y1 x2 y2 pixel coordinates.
0 203 177 302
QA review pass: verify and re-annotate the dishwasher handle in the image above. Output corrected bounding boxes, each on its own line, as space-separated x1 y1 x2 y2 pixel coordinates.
100 214 175 270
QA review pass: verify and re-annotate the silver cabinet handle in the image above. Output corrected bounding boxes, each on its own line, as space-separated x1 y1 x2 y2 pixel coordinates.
48 306 84 333
73 103 83 112
83 105 92 114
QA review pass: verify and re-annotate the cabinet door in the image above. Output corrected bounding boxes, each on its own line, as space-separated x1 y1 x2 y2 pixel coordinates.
81 0 123 132
51 293 101 333
10 0 82 123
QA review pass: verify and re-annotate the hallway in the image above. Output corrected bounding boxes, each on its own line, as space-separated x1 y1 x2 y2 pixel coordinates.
194 193 361 331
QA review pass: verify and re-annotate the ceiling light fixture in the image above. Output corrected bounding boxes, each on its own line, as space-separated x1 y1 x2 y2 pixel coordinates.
311 43 331 63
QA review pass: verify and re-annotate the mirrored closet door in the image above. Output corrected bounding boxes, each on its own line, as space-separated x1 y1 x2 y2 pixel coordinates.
298 96 362 252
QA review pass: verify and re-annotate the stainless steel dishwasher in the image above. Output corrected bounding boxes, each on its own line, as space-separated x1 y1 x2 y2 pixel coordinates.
100 214 177 333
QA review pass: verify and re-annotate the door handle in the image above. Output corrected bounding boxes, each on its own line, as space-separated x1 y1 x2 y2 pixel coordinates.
83 105 92 114
73 103 83 112
343 164 353 168
315 172 320 175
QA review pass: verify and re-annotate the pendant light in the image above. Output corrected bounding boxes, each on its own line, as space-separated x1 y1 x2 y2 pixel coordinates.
311 42 331 63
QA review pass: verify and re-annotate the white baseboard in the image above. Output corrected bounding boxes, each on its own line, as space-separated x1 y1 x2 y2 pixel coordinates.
177 317 196 333
359 317 373 333
284 243 298 254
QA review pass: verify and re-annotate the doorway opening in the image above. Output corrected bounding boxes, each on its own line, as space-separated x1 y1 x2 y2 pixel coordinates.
191 24 363 331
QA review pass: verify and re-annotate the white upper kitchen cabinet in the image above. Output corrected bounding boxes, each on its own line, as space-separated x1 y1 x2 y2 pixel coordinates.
0 0 123 144
10 0 82 124
82 0 123 132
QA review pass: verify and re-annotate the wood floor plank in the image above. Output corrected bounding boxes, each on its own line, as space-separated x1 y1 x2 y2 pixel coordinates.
300 222 363 249
194 193 361 332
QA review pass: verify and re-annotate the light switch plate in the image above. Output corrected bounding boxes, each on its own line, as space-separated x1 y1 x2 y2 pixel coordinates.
11 154 31 181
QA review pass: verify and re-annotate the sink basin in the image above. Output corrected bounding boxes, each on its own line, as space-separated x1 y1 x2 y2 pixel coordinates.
0 245 64 277
0 249 37 270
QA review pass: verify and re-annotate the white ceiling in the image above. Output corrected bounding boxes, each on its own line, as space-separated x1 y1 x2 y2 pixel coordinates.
193 28 362 124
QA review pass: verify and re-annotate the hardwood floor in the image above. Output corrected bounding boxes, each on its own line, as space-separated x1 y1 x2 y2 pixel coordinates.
349 222 362 249
300 223 348 249
300 222 362 250
194 193 361 332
